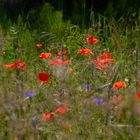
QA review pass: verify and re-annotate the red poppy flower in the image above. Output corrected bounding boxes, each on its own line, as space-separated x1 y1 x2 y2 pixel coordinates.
136 92 140 100
93 58 115 64
100 58 116 63
49 58 70 66
15 61 26 70
41 112 54 121
62 60 70 65
86 36 98 44
100 52 112 59
39 73 50 83
49 59 61 66
4 61 26 70
91 58 115 70
93 52 115 70
35 43 44 48
39 52 52 59
57 50 68 56
91 58 107 70
44 112 54 119
54 105 68 115
113 81 127 89
95 62 108 70
3 63 16 69
77 48 92 55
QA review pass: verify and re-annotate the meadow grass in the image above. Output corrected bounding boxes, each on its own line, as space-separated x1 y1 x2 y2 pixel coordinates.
0 3 140 140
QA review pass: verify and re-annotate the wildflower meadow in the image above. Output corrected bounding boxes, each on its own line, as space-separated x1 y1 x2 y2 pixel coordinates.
0 2 140 140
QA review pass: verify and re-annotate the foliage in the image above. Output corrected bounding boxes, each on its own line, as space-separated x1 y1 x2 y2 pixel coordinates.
0 3 140 140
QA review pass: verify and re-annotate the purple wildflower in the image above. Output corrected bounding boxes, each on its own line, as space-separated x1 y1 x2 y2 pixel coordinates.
25 91 36 97
84 84 92 89
95 98 104 104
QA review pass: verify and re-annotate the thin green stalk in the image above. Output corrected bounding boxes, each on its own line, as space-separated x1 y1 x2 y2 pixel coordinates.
105 63 121 125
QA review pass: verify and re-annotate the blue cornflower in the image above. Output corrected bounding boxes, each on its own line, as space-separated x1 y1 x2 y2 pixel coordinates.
84 84 92 89
95 98 104 104
25 91 36 97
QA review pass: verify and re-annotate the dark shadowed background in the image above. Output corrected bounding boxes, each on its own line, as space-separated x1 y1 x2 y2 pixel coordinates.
0 0 140 27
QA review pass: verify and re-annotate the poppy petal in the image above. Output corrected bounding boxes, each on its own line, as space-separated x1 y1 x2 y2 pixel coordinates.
54 105 68 115
39 73 50 83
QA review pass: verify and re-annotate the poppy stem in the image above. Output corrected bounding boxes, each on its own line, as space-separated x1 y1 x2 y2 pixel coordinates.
61 39 64 61
38 82 43 88
136 40 140 91
11 27 25 121
16 69 20 100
